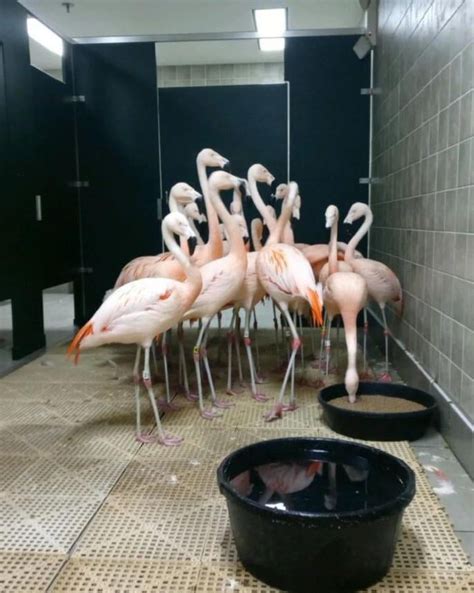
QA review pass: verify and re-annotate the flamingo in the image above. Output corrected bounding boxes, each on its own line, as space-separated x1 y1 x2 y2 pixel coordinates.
67 212 202 445
257 181 323 421
183 202 206 245
182 171 249 419
323 205 368 402
344 202 403 382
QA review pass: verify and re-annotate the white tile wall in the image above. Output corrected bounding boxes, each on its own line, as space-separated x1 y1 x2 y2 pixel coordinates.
158 62 284 87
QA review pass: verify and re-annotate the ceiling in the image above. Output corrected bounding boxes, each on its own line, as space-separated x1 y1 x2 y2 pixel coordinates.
20 0 365 69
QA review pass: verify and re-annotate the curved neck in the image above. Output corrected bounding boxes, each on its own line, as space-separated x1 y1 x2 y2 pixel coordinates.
188 218 204 245
328 217 338 275
345 207 373 262
208 183 246 258
168 193 179 213
163 222 201 288
197 158 223 255
248 173 275 230
267 186 296 246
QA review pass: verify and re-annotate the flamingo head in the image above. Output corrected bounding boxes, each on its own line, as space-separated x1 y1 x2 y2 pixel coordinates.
197 148 230 170
170 182 202 206
292 193 301 220
233 214 250 245
325 204 339 228
184 202 206 224
164 211 197 254
344 202 369 224
344 368 359 403
248 163 275 186
272 183 289 201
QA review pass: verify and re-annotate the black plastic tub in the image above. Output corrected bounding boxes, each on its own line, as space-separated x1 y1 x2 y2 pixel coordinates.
319 382 438 441
217 437 415 593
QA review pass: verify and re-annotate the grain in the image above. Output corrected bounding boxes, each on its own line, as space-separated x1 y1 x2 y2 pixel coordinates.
330 394 426 413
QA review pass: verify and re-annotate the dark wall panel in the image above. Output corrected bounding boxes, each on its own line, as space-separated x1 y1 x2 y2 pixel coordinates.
285 36 370 248
32 67 79 289
0 0 45 357
72 43 161 323
159 84 288 226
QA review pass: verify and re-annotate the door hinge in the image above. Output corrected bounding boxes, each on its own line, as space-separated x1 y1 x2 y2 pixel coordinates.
64 95 86 103
360 87 382 95
359 177 382 185
68 180 90 188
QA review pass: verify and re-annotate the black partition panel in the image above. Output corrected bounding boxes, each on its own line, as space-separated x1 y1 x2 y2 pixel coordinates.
32 68 79 290
0 0 45 357
72 43 161 323
285 36 370 248
159 84 288 225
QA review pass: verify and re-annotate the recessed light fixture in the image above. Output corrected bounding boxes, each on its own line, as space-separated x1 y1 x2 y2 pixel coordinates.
27 18 64 56
258 38 285 52
254 8 287 52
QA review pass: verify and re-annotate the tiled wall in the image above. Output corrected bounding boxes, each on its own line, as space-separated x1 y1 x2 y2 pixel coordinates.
371 1 473 423
158 62 284 87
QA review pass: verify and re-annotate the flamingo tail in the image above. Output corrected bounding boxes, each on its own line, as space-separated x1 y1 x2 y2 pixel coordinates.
67 322 94 365
307 289 323 327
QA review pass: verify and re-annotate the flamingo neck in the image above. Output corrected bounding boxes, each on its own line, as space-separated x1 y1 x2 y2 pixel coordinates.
248 174 275 230
208 184 246 258
346 207 373 262
188 218 204 245
197 157 223 257
168 193 180 214
251 219 263 251
267 185 297 246
163 221 201 294
328 217 338 275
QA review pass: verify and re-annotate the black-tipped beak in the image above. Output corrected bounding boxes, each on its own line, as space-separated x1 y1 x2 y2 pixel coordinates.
238 181 248 200
187 236 197 256
223 160 231 172
243 236 250 245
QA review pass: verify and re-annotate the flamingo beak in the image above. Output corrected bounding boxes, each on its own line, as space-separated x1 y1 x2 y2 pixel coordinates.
243 236 250 245
223 159 231 172
344 214 353 224
187 236 197 256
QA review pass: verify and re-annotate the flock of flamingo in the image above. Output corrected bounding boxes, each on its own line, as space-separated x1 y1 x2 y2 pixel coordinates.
68 148 402 446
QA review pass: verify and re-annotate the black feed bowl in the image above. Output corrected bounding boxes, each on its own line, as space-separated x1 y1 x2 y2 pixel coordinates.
319 382 438 441
217 437 416 593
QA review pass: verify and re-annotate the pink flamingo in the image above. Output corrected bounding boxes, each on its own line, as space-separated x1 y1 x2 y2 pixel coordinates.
67 212 202 445
183 202 206 245
323 205 368 402
344 202 403 382
257 182 323 421
182 171 249 419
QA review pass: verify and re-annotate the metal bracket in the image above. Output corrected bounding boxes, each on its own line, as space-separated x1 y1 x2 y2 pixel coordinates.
361 87 381 95
74 266 93 274
68 181 90 188
359 177 382 184
64 95 85 103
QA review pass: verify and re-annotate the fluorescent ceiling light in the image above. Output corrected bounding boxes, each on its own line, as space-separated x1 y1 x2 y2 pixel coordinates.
258 38 285 52
27 18 64 56
254 8 287 36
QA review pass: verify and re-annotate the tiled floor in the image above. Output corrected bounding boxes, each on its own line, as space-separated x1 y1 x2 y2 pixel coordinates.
0 297 472 592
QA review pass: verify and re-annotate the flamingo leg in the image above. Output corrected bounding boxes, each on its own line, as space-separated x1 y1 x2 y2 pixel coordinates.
336 317 341 372
202 316 233 409
217 311 223 364
234 312 244 386
133 347 150 443
177 322 196 402
158 333 180 412
265 307 300 421
359 308 372 380
310 316 316 360
142 346 182 446
325 316 333 376
253 308 263 380
226 310 243 396
379 307 392 382
194 318 219 419
272 300 280 358
317 311 327 370
243 309 268 402
151 341 159 380
298 313 305 368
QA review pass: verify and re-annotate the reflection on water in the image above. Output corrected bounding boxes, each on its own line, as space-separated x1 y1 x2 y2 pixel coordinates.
230 453 403 513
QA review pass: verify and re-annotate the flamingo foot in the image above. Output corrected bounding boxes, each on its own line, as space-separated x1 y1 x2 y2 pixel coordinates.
157 433 183 446
281 402 298 412
264 403 285 422
213 398 235 409
226 384 244 395
252 392 269 402
184 391 198 402
136 433 157 444
255 374 267 384
200 408 221 420
157 398 182 412
378 372 393 383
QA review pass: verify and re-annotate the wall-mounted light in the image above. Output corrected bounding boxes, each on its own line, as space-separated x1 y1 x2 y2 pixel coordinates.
27 18 64 56
254 8 287 52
